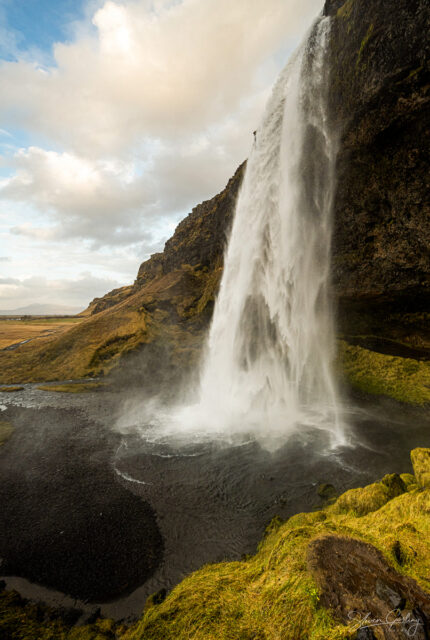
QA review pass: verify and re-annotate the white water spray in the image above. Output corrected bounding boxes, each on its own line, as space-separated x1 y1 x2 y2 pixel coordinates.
174 17 346 445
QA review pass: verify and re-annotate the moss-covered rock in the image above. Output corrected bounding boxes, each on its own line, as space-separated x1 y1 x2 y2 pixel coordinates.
332 474 406 517
411 448 430 488
317 483 337 503
340 341 430 404
380 473 407 495
400 473 416 487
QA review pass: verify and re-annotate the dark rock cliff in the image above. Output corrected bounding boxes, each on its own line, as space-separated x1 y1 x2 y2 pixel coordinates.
326 0 430 349
135 162 246 287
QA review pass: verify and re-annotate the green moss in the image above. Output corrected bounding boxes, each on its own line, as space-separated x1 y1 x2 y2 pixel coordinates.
337 0 354 19
340 341 430 404
122 448 430 640
0 420 14 446
357 23 374 67
411 448 430 488
317 483 337 503
333 482 394 517
400 473 416 489
0 590 118 639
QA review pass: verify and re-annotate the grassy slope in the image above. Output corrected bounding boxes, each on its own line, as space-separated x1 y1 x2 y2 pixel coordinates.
2 449 429 640
0 292 150 383
340 341 430 405
0 264 216 384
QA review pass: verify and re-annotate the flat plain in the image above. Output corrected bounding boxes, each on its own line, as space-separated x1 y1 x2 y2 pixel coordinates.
0 316 83 350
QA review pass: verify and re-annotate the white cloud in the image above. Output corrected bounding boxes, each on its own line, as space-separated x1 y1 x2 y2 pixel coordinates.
1 146 155 245
0 272 122 310
0 0 323 155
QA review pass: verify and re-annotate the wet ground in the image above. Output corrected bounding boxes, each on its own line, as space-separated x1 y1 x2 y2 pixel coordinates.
0 384 429 621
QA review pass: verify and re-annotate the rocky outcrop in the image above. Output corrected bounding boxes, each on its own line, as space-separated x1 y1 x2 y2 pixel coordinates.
135 162 246 287
125 0 430 355
308 535 430 640
83 285 134 316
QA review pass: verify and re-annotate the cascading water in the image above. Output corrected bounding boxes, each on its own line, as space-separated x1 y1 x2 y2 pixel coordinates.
120 14 347 449
178 15 346 445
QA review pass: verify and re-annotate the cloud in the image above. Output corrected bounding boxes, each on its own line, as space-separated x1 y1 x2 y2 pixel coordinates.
0 0 323 155
0 272 122 310
0 0 324 306
2 146 156 245
0 256 11 262
0 99 262 245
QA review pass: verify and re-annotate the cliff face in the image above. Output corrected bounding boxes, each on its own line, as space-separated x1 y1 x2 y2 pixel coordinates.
326 0 430 348
135 162 246 287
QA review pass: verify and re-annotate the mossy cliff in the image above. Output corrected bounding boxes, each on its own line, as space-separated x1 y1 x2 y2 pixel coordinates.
0 0 428 401
2 448 430 639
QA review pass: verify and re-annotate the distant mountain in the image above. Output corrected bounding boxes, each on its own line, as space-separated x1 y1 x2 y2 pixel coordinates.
0 303 82 316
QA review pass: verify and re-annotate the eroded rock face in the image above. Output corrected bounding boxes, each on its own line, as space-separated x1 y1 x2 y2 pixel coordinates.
308 535 430 640
326 0 430 345
135 163 246 288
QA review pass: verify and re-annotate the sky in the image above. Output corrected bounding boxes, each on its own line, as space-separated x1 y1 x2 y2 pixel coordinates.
0 0 323 311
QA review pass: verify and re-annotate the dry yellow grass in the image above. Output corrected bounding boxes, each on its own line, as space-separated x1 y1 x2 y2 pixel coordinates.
0 268 204 384
0 317 83 349
37 382 104 393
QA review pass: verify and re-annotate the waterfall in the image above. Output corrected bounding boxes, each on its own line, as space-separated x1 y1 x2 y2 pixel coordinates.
180 16 345 445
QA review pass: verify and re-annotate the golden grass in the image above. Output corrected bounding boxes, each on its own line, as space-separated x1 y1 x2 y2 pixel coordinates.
0 317 83 349
37 382 104 393
0 295 151 383
0 267 204 384
0 386 24 392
